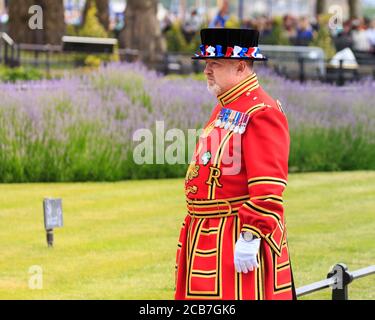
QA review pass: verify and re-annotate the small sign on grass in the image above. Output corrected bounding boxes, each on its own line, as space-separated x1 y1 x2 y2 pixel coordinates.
43 198 63 247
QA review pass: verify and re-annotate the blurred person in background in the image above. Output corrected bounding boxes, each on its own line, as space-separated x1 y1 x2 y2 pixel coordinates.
113 14 124 40
209 0 229 28
282 14 297 44
182 8 202 43
255 15 272 39
295 16 314 46
161 10 173 34
367 19 375 52
334 20 354 52
352 18 371 52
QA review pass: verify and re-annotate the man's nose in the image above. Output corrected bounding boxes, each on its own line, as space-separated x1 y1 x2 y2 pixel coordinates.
204 63 211 75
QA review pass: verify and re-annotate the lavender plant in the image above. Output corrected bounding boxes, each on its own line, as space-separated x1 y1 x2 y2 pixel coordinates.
0 63 373 182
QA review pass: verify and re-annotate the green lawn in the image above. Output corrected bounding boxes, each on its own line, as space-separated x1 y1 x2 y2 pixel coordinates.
0 171 374 300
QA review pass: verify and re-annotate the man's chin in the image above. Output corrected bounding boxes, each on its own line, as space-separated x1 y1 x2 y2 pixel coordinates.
207 83 222 96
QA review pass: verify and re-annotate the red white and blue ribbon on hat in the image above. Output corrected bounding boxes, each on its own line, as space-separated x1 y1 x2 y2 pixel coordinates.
195 45 265 59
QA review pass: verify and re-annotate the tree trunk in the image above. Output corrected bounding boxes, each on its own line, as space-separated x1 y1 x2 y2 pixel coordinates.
42 0 65 45
119 0 166 66
8 0 65 45
95 0 110 30
8 0 35 43
82 0 109 31
316 0 326 15
348 0 361 19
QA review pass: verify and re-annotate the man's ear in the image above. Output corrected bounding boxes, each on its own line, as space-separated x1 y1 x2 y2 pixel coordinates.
237 61 247 74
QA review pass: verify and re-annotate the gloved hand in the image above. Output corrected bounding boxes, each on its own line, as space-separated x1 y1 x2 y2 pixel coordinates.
234 234 261 273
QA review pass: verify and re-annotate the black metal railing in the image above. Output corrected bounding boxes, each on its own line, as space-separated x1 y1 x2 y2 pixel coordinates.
1 34 375 86
272 56 368 86
296 263 375 300
0 32 19 67
8 45 139 70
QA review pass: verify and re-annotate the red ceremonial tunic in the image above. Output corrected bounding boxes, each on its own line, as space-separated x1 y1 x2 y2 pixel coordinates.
175 73 295 300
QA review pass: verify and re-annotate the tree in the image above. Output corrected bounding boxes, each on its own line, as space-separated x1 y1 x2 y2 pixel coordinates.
8 0 65 45
310 15 336 60
348 0 361 19
119 0 166 66
79 0 108 38
316 0 326 15
42 0 65 44
8 0 34 43
95 0 110 31
82 0 109 31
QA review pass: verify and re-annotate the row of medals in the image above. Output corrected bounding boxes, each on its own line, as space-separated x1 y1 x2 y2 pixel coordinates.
214 108 250 134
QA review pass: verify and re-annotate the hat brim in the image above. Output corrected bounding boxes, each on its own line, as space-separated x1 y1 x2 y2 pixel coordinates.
191 56 268 61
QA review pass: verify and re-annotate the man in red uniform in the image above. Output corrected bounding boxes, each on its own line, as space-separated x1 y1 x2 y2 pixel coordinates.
175 28 296 300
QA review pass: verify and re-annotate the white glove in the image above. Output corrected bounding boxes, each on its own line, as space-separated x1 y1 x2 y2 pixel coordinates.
234 234 261 273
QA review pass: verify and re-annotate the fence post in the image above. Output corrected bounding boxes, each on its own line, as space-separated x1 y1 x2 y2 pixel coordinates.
46 46 51 75
327 263 353 300
337 59 345 86
298 57 305 83
4 41 8 65
34 50 39 67
192 59 200 74
16 44 20 66
10 43 15 67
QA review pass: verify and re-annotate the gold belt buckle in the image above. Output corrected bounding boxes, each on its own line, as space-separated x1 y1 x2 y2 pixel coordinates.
223 200 232 216
215 199 231 217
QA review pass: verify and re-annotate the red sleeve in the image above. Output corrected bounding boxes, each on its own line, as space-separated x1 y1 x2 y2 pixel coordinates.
238 105 290 256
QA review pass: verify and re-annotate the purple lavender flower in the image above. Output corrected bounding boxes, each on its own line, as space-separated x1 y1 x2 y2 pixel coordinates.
0 63 374 182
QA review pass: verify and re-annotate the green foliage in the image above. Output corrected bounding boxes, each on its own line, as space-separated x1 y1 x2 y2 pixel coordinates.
261 17 291 45
72 1 119 68
75 48 119 68
225 15 240 28
289 127 375 172
165 22 201 53
310 15 336 60
1 66 374 183
188 30 202 53
0 66 43 82
78 0 108 38
71 0 111 67
65 24 78 36
165 22 189 52
84 55 102 68
363 7 375 19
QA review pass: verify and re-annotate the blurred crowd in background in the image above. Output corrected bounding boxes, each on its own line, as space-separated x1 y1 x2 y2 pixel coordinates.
0 0 374 67
160 3 375 54
246 15 375 52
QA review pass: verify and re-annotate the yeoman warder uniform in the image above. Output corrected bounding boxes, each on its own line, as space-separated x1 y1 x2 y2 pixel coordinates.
175 28 296 300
